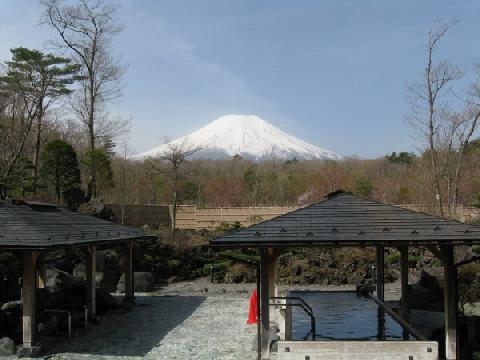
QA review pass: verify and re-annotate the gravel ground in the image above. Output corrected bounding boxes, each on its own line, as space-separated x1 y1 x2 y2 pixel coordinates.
42 291 257 360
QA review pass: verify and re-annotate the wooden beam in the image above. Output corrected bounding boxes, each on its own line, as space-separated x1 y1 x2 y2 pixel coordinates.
442 245 458 360
268 248 278 321
21 250 41 355
256 264 261 360
260 249 271 359
124 240 134 302
399 246 410 322
376 246 384 302
86 245 97 320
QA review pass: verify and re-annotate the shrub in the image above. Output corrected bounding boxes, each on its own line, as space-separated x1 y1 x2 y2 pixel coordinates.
385 253 400 265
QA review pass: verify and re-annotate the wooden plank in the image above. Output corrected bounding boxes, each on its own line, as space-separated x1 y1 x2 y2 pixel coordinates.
277 341 438 360
399 246 410 327
124 240 134 302
86 245 97 320
442 245 458 360
260 249 271 359
376 246 384 301
22 250 39 348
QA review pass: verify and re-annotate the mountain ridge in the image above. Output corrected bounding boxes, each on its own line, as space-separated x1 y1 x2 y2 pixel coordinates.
133 114 342 161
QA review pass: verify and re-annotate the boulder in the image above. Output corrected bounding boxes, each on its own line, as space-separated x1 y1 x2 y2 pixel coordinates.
58 271 85 294
1 300 22 313
98 250 123 293
0 337 15 356
73 263 87 279
96 288 118 314
0 311 9 338
0 253 21 300
37 288 57 311
73 264 104 286
117 272 155 293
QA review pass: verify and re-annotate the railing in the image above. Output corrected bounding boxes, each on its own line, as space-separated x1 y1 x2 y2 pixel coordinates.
270 296 316 340
38 304 88 339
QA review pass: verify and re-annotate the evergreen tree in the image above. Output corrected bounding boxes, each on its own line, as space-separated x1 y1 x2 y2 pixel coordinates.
40 140 81 202
81 149 114 198
0 47 80 193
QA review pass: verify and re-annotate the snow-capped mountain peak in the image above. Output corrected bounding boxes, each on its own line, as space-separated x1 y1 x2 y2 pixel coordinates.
133 114 342 161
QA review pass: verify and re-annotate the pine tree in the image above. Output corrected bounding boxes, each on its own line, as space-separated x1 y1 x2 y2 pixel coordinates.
40 140 81 202
0 47 80 193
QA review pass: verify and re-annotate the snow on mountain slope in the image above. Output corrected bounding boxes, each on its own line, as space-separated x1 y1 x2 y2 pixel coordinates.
133 114 342 161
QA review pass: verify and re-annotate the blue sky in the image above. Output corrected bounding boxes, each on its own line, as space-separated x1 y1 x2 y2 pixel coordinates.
1 0 480 158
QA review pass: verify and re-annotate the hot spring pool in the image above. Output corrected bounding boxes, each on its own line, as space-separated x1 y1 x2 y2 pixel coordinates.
289 291 410 341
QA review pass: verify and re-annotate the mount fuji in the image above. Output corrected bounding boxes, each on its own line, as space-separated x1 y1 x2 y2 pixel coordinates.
133 114 342 161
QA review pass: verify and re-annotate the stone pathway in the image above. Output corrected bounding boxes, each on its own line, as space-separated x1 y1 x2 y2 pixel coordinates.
43 294 257 360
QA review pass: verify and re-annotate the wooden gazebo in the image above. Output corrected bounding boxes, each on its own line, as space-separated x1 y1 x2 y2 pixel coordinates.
0 199 156 356
210 191 480 360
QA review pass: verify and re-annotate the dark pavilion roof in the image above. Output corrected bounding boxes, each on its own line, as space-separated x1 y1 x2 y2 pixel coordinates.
210 191 480 248
0 200 156 249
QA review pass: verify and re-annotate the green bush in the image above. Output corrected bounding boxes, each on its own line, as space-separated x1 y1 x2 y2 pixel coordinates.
431 258 443 267
473 245 480 255
385 253 400 265
408 254 421 266
202 261 232 274
219 250 259 263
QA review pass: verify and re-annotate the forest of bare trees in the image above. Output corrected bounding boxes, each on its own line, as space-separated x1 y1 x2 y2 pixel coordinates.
105 150 480 213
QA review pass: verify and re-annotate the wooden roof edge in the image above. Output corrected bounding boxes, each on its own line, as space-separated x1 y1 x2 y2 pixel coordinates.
209 239 480 248
209 191 480 245
0 233 157 251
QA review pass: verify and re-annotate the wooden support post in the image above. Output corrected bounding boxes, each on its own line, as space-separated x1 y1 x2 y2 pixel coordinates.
442 245 458 360
20 250 41 355
260 248 272 360
268 248 278 322
86 245 97 320
37 256 46 289
376 246 384 302
285 297 292 341
256 265 261 360
125 240 134 303
399 246 410 322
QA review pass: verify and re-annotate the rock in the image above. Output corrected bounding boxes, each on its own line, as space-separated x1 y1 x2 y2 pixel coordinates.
96 288 118 314
58 271 85 294
419 270 442 290
37 288 57 311
73 263 87 279
133 272 155 292
38 313 62 336
0 253 22 300
167 276 178 285
0 311 9 338
117 272 156 293
98 250 123 293
1 300 22 313
0 337 15 356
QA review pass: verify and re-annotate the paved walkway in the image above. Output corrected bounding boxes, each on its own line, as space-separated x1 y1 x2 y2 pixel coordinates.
44 294 257 360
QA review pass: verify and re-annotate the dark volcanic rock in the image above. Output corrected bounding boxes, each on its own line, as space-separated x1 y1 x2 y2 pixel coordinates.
117 272 155 293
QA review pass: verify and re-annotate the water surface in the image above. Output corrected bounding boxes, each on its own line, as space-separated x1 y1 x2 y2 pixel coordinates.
290 291 409 341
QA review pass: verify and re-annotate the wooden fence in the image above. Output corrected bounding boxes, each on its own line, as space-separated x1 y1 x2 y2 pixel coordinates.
105 204 170 228
173 205 300 230
397 204 480 223
104 203 480 230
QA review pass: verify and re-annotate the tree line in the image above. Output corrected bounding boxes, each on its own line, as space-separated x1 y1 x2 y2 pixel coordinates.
0 0 126 207
104 147 480 218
